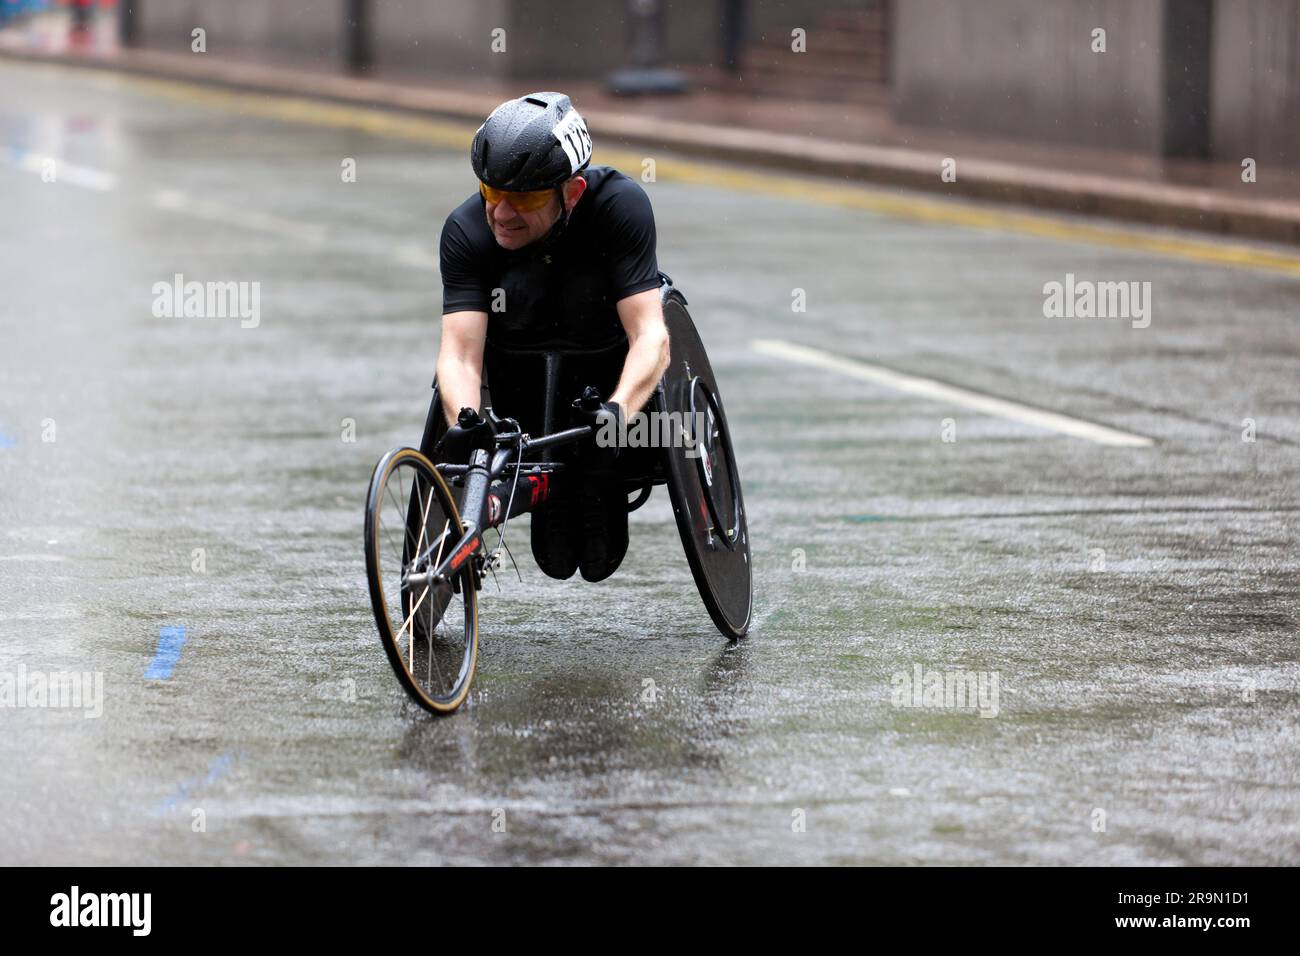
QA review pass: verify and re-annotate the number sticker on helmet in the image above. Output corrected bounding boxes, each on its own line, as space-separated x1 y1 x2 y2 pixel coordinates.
551 109 592 174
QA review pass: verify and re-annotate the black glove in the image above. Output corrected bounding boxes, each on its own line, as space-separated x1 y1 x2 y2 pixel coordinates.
434 407 495 464
571 387 623 464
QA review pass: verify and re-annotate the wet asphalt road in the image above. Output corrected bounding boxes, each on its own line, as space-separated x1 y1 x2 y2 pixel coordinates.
0 60 1297 865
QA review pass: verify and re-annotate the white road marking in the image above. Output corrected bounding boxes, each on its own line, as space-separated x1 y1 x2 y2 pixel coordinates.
151 188 329 243
3 149 438 272
393 243 438 271
751 338 1154 447
151 188 437 271
1 148 117 191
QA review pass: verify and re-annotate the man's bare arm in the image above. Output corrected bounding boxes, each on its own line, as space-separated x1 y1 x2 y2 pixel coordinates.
436 310 489 426
610 288 670 415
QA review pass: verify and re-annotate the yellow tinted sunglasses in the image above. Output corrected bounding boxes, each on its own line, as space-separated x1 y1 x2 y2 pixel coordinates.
479 181 556 213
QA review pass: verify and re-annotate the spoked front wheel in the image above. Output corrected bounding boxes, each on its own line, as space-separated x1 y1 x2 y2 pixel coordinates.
364 447 478 714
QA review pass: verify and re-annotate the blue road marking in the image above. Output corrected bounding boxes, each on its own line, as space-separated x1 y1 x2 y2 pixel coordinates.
144 626 187 680
150 750 243 817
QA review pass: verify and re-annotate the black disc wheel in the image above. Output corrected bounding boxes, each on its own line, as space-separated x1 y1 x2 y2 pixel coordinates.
657 287 753 639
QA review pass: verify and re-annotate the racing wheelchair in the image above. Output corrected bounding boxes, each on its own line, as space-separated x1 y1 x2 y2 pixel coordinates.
363 277 751 714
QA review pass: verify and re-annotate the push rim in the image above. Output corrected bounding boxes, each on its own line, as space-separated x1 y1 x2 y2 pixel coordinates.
688 376 742 551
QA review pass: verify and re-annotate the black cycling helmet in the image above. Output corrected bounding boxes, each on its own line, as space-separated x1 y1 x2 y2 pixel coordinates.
471 92 592 191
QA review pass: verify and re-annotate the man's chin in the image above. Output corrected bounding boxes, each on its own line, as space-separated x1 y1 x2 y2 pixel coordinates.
493 227 529 249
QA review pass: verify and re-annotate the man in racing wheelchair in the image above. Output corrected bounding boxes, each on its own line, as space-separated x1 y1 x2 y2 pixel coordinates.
429 92 669 584
362 92 749 712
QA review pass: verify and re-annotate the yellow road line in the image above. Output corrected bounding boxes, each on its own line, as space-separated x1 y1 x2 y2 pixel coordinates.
20 59 1300 278
636 159 1300 278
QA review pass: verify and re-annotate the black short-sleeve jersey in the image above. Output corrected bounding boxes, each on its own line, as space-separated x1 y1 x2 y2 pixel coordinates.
439 165 660 350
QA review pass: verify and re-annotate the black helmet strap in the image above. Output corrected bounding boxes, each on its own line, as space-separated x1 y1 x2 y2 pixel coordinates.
534 187 572 250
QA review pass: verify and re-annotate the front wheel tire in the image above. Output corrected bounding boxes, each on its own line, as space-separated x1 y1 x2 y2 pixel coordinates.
364 447 478 714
